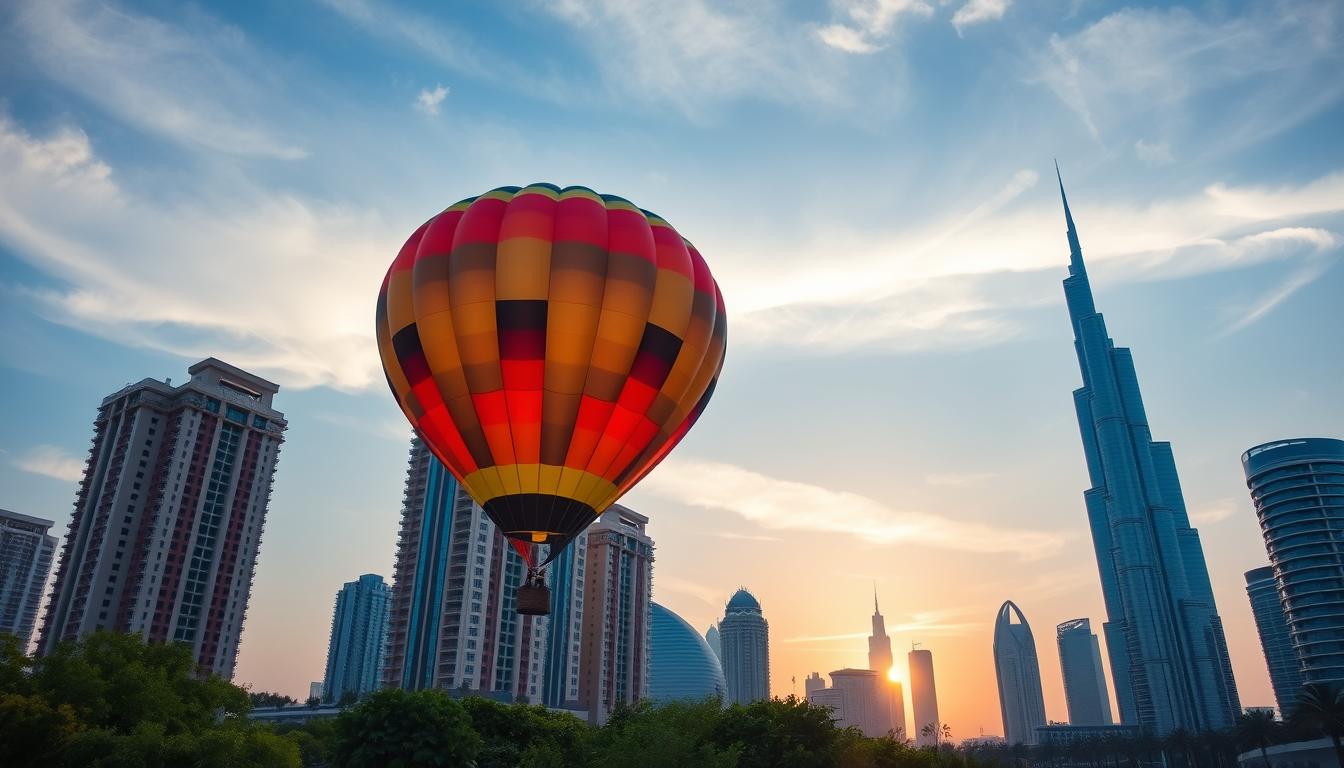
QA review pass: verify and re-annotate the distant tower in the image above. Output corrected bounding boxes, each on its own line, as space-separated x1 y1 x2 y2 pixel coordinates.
721 588 770 704
323 574 391 703
805 671 827 698
0 509 57 647
579 505 654 724
827 668 888 737
1058 168 1240 732
909 646 940 746
1245 566 1305 715
37 359 287 679
649 602 726 702
868 588 904 737
1243 439 1344 692
994 601 1048 744
1056 618 1114 726
705 623 722 660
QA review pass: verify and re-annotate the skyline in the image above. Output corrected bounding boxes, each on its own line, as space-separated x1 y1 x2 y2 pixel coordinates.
3 0 1344 742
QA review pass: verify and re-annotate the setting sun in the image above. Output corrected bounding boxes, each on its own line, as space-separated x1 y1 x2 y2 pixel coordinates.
887 667 901 684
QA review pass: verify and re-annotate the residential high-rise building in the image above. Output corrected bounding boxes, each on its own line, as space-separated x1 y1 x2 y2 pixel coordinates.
720 588 770 705
322 574 391 703
994 601 1048 744
649 602 726 702
1245 566 1305 715
0 509 57 647
38 359 286 678
382 439 566 703
1058 171 1241 732
706 623 722 660
541 540 588 709
580 504 652 723
909 647 940 746
1243 438 1344 691
1056 618 1113 726
868 589 904 737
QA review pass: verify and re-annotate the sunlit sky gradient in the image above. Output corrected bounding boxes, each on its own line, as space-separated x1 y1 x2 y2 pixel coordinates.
3 0 1343 739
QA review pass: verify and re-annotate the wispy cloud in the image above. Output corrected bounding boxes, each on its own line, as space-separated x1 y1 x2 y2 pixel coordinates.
1035 5 1344 145
1190 498 1240 525
656 576 723 609
11 0 306 159
951 0 1010 35
816 0 933 54
414 84 449 115
1134 138 1174 166
1220 251 1337 336
15 444 85 482
641 457 1066 559
714 531 783 542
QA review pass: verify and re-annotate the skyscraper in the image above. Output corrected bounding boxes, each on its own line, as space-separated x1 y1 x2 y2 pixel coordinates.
1245 566 1305 715
579 504 653 723
869 589 904 737
322 574 391 703
706 623 722 660
720 588 770 705
1058 171 1241 732
1056 618 1114 726
805 671 827 698
0 509 57 647
1243 438 1344 691
541 541 588 709
38 359 286 678
909 646 940 746
994 601 1047 744
649 602 726 702
382 439 566 703
824 668 888 737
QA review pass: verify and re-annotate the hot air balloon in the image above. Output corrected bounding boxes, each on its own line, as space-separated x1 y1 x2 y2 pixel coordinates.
376 184 726 615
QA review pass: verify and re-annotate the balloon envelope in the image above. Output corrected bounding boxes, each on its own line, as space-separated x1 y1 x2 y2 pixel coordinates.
377 184 725 562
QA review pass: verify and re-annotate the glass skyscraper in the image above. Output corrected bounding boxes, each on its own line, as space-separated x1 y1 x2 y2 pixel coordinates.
908 647 940 747
1243 438 1344 691
649 602 726 702
993 601 1047 745
1056 618 1114 726
0 509 57 647
322 573 391 703
720 589 769 705
1245 566 1305 715
1059 170 1240 733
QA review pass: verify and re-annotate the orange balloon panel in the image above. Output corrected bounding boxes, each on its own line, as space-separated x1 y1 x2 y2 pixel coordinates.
376 184 726 556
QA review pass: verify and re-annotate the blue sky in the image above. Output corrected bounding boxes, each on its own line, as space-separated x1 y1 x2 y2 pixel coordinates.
1 0 1341 733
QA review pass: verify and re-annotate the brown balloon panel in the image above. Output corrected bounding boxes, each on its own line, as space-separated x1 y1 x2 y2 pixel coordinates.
377 183 726 568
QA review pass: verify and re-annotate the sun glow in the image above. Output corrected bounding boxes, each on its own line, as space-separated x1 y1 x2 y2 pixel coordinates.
887 666 901 683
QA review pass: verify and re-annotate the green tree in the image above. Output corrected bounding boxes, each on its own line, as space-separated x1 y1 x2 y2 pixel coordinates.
332 688 481 768
460 696 590 768
712 696 841 768
0 692 82 767
1294 683 1344 768
590 699 736 768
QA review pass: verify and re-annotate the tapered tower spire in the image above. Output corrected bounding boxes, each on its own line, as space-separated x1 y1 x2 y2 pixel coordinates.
874 583 880 614
1055 160 1085 277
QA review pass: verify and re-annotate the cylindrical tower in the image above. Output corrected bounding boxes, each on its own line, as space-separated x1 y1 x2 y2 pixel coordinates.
1243 438 1344 688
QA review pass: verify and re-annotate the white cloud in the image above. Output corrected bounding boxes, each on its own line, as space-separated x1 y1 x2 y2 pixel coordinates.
1190 499 1239 525
1134 138 1174 166
655 576 723 608
15 445 85 482
11 0 306 159
0 115 394 390
414 84 449 115
641 457 1067 559
951 0 1010 34
1220 253 1336 336
1035 5 1344 145
817 0 933 54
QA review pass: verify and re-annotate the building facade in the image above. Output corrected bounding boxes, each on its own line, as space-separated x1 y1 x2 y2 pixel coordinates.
994 601 1047 745
382 439 563 703
541 541 588 709
1058 173 1240 733
579 504 652 723
825 668 888 737
909 647 941 746
720 588 770 705
1245 566 1304 715
322 574 391 703
649 602 726 702
869 590 904 738
0 509 57 647
1243 439 1344 691
38 359 286 678
706 623 721 660
1056 618 1113 726
805 671 827 698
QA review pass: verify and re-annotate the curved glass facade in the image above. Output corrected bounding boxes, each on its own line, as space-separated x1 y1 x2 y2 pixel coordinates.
1244 438 1344 688
649 602 726 702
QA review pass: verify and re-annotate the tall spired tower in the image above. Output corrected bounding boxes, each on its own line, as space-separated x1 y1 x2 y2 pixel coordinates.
1059 166 1240 733
868 589 905 737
